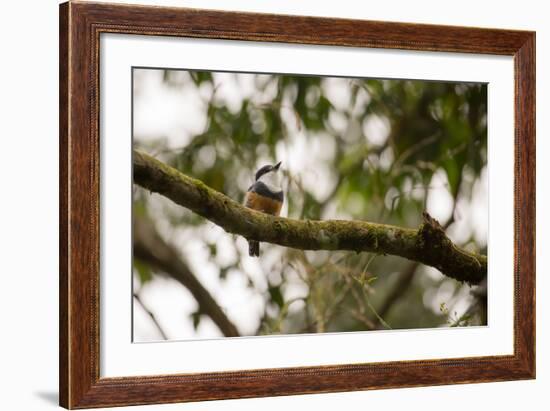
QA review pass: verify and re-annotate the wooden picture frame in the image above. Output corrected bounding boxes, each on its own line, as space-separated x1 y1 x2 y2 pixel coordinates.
59 1 535 408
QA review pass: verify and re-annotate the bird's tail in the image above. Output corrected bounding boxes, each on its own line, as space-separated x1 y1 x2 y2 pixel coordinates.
248 240 260 257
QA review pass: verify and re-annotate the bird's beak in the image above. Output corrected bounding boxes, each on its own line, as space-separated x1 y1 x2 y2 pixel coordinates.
273 161 282 170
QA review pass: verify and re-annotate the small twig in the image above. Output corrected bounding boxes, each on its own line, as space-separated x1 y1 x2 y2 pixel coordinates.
373 262 419 329
133 293 169 340
323 280 354 325
351 258 393 330
350 309 377 329
365 298 392 330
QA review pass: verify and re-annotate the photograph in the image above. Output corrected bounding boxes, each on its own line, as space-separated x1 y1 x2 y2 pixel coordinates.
2 0 542 409
131 68 488 342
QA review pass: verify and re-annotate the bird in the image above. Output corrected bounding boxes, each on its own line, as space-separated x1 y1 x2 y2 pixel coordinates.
244 161 284 257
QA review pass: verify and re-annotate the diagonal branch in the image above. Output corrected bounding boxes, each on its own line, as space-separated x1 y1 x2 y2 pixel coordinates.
134 216 240 337
133 150 487 284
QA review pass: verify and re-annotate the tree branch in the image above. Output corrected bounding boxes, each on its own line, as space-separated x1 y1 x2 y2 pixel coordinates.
134 216 240 337
133 150 487 284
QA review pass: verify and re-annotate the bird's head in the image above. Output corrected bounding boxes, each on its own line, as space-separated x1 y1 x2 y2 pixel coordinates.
255 161 282 181
255 161 282 190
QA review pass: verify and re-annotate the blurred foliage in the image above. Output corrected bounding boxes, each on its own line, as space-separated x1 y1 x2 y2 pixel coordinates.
133 69 488 338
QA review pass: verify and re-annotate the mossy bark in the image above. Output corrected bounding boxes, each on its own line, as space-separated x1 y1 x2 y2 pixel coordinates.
134 150 487 284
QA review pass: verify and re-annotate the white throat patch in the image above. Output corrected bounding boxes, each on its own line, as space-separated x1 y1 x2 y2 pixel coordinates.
258 171 282 193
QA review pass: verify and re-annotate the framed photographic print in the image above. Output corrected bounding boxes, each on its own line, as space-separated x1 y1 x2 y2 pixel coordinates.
59 1 535 409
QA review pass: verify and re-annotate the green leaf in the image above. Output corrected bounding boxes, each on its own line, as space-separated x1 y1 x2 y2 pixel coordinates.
268 284 285 308
207 243 217 256
219 266 230 280
443 159 460 196
134 258 152 284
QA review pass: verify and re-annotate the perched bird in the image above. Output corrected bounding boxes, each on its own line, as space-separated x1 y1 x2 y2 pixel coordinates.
244 161 284 256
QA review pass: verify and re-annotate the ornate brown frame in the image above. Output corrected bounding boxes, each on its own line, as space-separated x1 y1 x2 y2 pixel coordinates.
59 1 535 408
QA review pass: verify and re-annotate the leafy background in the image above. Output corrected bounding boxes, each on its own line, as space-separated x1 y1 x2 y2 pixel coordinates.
132 68 487 341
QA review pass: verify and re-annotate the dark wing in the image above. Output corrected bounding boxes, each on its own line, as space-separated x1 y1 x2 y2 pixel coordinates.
251 181 283 203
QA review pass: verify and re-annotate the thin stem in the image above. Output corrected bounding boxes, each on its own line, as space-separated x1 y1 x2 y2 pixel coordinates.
133 293 169 340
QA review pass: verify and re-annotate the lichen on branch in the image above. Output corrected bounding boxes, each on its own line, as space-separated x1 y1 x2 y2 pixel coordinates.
133 150 487 284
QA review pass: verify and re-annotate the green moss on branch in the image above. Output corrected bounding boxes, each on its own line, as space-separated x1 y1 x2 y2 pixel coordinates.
133 150 487 284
